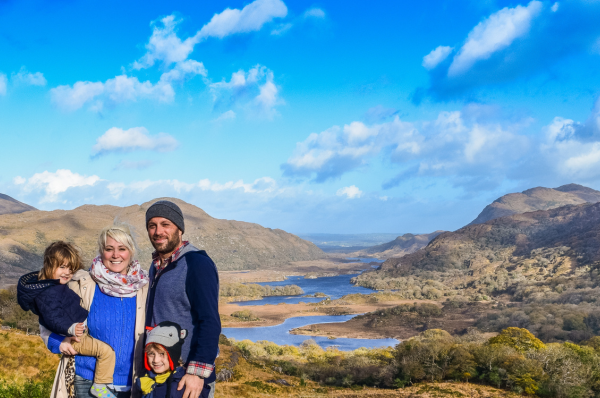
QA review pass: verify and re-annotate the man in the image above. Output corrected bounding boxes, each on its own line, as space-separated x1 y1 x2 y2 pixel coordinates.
144 200 221 398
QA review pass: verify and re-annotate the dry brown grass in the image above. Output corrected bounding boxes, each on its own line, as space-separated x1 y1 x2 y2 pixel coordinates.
0 330 58 384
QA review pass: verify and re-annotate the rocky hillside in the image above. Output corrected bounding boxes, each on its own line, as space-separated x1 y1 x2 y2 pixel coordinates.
355 201 600 300
469 183 600 225
0 198 324 287
0 194 36 216
382 202 600 276
349 231 444 259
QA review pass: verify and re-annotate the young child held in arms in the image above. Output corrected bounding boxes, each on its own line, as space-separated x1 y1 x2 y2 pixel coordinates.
17 241 118 398
137 321 190 398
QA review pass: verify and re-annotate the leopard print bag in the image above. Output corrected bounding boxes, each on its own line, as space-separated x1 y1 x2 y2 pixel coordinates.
64 356 76 398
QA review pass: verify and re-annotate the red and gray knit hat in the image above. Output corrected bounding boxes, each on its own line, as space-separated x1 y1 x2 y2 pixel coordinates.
144 321 188 371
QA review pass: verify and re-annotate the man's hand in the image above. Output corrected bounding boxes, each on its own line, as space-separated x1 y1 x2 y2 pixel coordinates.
74 323 85 337
178 374 204 398
59 336 80 355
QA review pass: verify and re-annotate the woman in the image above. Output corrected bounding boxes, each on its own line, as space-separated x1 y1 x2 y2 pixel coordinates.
41 225 149 398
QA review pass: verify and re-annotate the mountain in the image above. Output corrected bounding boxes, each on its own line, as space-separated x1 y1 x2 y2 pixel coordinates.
349 231 445 259
0 193 36 215
0 198 324 287
469 183 600 225
359 202 600 292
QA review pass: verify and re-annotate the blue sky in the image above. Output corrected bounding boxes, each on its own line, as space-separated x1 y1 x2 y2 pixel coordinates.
2 0 600 234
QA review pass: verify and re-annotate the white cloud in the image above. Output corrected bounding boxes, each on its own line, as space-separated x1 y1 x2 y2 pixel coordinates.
422 46 453 70
539 100 600 180
197 0 287 40
57 2 285 113
283 106 528 187
448 1 542 76
213 110 236 122
104 176 281 200
157 59 207 83
336 185 363 199
283 117 419 181
16 169 100 203
12 67 47 86
134 1 286 69
304 8 325 18
271 23 293 35
209 65 282 117
50 81 104 111
92 127 178 155
198 177 278 193
0 74 7 96
50 74 177 112
551 2 559 12
133 15 198 69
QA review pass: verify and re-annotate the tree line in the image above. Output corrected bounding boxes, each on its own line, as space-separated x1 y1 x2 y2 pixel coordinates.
228 326 600 397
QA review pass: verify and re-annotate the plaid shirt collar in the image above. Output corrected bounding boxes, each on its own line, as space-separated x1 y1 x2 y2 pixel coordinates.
151 241 190 275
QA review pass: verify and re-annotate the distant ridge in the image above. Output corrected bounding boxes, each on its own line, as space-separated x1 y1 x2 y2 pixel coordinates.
469 183 600 225
350 231 445 259
0 193 36 215
0 198 324 287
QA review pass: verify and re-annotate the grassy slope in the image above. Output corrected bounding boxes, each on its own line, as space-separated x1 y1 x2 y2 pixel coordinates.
0 331 58 384
0 329 516 398
215 344 519 398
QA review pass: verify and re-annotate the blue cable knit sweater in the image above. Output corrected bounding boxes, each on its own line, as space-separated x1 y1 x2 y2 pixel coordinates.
48 285 136 386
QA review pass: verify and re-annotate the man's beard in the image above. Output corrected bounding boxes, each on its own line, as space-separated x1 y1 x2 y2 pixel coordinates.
152 231 181 255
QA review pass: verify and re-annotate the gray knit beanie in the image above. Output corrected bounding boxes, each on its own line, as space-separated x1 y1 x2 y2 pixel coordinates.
145 200 185 233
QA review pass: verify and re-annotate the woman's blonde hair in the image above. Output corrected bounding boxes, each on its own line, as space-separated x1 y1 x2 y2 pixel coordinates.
39 241 83 280
98 224 137 259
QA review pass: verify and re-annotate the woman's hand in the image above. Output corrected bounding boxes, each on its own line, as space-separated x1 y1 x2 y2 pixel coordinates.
59 336 80 356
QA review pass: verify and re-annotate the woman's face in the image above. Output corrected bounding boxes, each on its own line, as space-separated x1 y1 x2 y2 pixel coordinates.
101 236 131 275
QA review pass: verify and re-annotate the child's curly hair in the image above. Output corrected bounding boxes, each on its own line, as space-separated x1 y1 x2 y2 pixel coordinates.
38 241 83 280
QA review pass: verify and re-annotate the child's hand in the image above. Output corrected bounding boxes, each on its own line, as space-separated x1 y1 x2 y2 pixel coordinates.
74 323 85 337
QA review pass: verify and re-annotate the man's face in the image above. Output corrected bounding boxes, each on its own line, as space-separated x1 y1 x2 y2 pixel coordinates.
147 217 182 255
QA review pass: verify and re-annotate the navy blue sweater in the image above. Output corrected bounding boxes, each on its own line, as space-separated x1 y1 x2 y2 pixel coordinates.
17 271 88 335
145 245 220 384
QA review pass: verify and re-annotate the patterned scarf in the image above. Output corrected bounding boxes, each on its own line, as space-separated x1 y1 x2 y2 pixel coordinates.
89 255 149 298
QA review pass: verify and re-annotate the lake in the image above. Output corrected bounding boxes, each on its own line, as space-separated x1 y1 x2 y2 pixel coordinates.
235 258 384 306
223 259 399 350
222 314 399 350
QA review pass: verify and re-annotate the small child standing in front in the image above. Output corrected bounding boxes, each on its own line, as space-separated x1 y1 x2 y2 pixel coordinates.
136 321 190 398
17 241 117 398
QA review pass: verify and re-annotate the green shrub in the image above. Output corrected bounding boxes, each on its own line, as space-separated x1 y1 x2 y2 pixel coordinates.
0 373 53 398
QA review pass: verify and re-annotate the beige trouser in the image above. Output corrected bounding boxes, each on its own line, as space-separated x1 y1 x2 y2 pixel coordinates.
72 334 116 384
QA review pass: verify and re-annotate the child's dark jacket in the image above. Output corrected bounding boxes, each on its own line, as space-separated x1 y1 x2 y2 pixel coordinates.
137 367 181 398
137 367 212 398
17 271 88 335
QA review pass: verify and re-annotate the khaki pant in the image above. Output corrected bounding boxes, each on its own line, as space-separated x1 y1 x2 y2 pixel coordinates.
72 334 115 384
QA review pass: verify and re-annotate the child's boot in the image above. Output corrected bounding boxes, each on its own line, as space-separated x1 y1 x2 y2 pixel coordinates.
90 383 117 398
